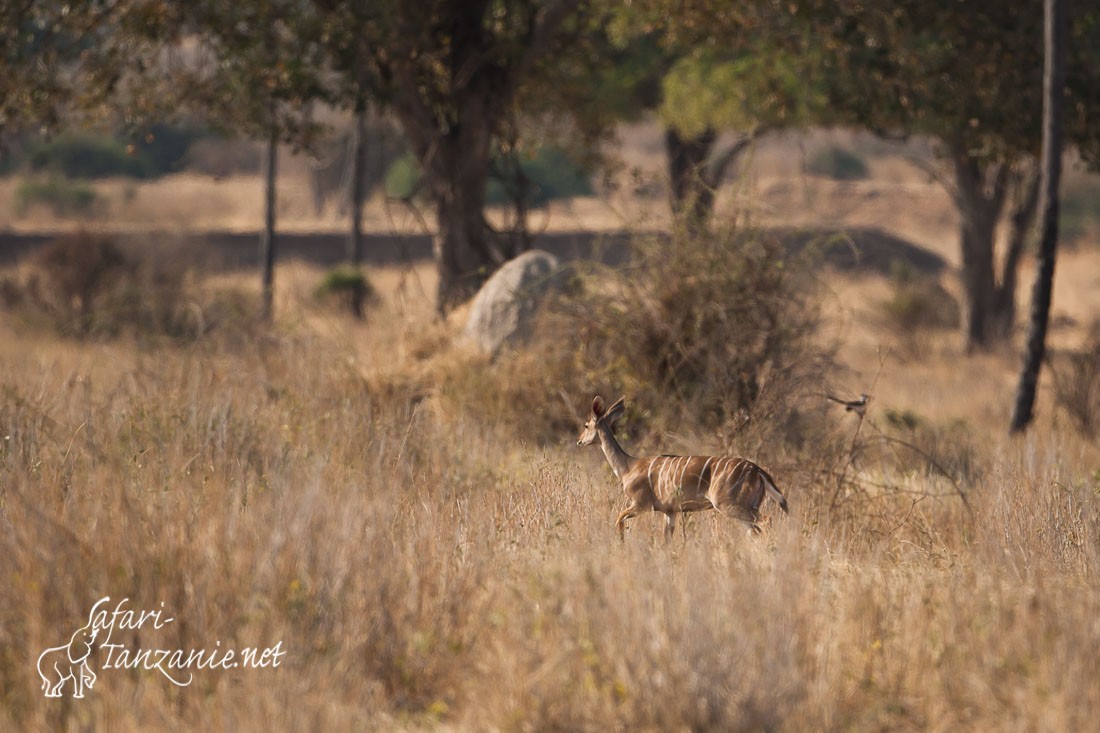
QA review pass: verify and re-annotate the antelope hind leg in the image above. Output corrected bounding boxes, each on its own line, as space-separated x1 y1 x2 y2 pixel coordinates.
712 500 762 536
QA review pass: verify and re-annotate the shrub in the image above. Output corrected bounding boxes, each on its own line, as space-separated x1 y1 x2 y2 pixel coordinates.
805 145 869 181
129 122 208 176
1059 176 1100 245
26 233 128 331
15 177 100 217
443 223 831 447
587 231 824 445
384 145 594 207
314 266 378 317
487 145 594 208
880 260 960 353
8 232 255 340
23 125 208 180
27 132 151 179
383 153 424 201
1050 324 1100 436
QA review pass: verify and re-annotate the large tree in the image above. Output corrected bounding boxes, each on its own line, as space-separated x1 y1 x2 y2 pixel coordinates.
789 1 1100 350
0 1 137 148
358 0 587 313
645 0 1100 351
595 7 812 229
657 45 816 227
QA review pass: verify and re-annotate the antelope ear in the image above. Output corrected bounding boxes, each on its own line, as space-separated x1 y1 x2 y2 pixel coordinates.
605 396 626 424
591 396 605 417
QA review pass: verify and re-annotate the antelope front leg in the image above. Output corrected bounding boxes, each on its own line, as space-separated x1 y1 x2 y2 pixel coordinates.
615 504 643 542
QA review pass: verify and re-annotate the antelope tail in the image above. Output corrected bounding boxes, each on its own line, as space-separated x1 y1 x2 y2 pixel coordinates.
762 471 789 514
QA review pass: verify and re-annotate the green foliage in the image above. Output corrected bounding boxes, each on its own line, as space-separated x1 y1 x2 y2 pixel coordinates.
129 123 209 176
782 1 1100 168
15 177 99 217
488 146 594 208
805 146 869 181
22 125 208 180
387 146 593 207
1059 176 1100 244
647 1 1100 168
182 2 329 146
0 3 115 138
314 266 377 313
660 47 821 137
383 154 423 201
27 133 151 179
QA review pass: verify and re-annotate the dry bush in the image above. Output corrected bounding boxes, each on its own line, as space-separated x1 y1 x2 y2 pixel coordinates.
3 231 256 341
442 222 833 450
573 226 827 437
1050 322 1100 436
880 261 960 356
871 408 986 484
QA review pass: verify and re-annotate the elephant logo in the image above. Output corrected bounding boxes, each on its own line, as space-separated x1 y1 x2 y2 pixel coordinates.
37 621 99 698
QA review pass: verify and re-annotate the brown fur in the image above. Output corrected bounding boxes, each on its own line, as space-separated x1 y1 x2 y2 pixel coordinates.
577 395 789 541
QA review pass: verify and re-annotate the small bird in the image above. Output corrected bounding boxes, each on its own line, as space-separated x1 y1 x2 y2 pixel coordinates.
825 393 870 416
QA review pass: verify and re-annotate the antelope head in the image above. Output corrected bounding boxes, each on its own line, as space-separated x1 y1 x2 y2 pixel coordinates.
576 395 626 446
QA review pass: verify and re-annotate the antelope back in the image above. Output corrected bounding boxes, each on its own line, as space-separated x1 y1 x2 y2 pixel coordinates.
642 455 770 511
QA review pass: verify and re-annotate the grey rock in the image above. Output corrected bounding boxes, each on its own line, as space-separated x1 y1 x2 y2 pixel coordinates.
464 250 566 356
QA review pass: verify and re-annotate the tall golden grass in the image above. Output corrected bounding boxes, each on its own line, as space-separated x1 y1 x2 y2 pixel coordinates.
1 250 1099 732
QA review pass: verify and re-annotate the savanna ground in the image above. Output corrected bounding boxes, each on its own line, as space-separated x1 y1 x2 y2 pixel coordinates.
2 125 1100 731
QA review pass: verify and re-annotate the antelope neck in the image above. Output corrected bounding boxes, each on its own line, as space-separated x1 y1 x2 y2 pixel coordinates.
597 424 634 479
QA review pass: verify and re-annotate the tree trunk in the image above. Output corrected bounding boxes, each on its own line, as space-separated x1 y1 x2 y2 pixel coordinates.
1011 0 1066 433
994 168 1041 336
428 131 504 314
666 127 757 231
260 124 278 322
346 108 368 319
389 68 512 313
382 0 578 314
951 148 1012 350
957 197 1000 349
666 126 717 226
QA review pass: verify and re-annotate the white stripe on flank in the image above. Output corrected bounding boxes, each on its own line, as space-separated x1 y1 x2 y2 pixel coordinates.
657 458 669 493
717 457 732 485
699 456 714 494
647 457 657 487
677 457 691 490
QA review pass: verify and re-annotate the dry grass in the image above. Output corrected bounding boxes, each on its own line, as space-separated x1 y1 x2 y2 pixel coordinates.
2 123 1100 729
1 241 1099 732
